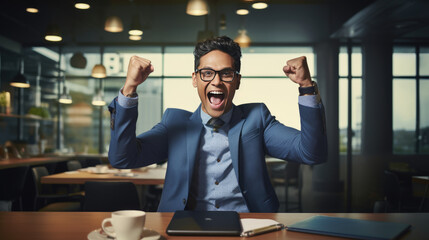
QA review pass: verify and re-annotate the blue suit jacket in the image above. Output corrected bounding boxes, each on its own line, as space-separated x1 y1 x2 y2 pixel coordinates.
108 99 327 212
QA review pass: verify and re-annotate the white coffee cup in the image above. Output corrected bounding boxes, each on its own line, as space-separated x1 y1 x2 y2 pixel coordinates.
101 210 146 240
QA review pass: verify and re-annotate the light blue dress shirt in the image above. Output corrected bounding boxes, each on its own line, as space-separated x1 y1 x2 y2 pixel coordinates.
117 89 320 212
190 107 249 212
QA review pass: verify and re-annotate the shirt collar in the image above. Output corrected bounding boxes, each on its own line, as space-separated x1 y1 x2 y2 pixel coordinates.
200 105 234 126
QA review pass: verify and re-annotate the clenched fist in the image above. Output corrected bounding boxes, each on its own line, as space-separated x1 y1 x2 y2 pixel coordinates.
123 56 154 96
283 56 312 87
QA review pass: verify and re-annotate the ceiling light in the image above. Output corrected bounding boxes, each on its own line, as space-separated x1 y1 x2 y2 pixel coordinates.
10 73 30 88
105 16 123 33
92 90 106 106
44 24 62 42
26 7 39 13
236 9 249 15
129 15 143 36
91 64 107 78
59 86 72 104
129 30 143 36
75 1 90 10
252 2 268 9
186 0 209 16
129 35 142 41
234 29 251 48
70 52 87 69
10 59 30 88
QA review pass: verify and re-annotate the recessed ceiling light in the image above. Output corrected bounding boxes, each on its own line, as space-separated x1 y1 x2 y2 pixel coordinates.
252 2 268 10
75 3 90 10
26 7 39 13
236 9 249 15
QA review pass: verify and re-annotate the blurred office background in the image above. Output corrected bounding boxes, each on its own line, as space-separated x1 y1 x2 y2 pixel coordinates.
0 0 428 213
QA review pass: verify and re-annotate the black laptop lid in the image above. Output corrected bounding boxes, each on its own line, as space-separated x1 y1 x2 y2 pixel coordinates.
166 211 242 236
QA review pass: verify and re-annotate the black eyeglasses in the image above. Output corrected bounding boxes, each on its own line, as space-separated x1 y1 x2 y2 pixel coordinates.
195 68 239 82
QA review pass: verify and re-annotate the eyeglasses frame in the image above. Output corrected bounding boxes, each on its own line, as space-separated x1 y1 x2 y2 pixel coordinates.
195 68 240 82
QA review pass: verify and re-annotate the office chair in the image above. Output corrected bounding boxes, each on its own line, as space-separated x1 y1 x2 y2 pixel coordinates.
83 181 141 212
0 166 29 211
31 166 83 211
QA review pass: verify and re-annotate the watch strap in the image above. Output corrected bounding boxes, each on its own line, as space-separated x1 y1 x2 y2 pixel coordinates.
299 81 318 96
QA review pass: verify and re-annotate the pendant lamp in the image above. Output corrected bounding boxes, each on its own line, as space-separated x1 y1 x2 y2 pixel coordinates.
186 0 209 16
91 47 107 78
59 86 72 104
92 89 106 106
45 24 62 42
129 15 143 36
105 16 123 33
10 59 30 88
234 29 251 48
91 64 106 78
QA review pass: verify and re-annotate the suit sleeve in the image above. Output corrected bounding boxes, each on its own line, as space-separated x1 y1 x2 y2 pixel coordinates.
262 102 327 165
108 97 169 169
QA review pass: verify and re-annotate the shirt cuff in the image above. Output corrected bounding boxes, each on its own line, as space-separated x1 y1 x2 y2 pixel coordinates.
118 88 138 108
298 95 320 108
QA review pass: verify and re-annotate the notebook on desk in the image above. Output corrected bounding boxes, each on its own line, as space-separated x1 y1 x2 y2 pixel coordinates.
286 215 411 240
166 210 242 236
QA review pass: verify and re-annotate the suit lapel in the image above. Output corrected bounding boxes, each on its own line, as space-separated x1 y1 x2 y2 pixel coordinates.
186 106 203 189
228 106 245 182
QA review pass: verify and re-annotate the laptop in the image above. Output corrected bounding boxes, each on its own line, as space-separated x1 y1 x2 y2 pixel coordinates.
166 211 242 236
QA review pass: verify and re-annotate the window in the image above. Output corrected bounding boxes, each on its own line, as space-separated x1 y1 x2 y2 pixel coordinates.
393 46 429 154
61 45 316 154
339 46 363 154
163 46 315 130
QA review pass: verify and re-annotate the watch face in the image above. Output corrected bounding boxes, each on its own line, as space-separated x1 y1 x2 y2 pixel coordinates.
126 92 138 98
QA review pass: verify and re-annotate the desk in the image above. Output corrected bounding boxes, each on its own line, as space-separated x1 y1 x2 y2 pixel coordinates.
0 156 70 170
41 167 166 185
0 212 427 240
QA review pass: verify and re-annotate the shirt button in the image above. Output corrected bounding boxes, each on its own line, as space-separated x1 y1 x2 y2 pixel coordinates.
217 159 221 162
182 198 186 205
215 205 220 209
215 181 219 185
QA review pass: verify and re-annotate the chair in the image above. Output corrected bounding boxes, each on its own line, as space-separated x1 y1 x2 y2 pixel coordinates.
66 160 84 193
81 158 102 168
31 166 83 211
0 166 29 211
67 160 82 171
269 161 302 212
83 181 141 212
383 170 420 212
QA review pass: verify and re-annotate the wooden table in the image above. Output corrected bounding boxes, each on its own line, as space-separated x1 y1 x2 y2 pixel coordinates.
0 212 427 240
0 156 70 170
41 167 166 185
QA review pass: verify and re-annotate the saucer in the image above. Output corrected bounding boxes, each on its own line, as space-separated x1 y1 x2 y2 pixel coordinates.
87 227 161 240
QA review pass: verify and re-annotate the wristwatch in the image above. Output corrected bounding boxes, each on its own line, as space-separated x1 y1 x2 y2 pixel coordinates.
299 81 318 96
125 92 138 98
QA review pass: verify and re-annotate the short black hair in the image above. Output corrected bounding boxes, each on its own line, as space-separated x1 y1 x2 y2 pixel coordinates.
193 36 242 72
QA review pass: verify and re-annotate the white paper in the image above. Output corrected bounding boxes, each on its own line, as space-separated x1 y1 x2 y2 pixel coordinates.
240 218 282 233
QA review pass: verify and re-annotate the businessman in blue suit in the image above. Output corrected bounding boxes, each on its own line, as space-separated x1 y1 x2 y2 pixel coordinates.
108 36 327 212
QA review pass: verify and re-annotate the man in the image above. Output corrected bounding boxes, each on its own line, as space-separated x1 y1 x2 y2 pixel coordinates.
108 36 327 213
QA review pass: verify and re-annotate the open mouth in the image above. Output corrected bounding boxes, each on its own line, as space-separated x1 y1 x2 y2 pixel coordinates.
207 91 225 106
